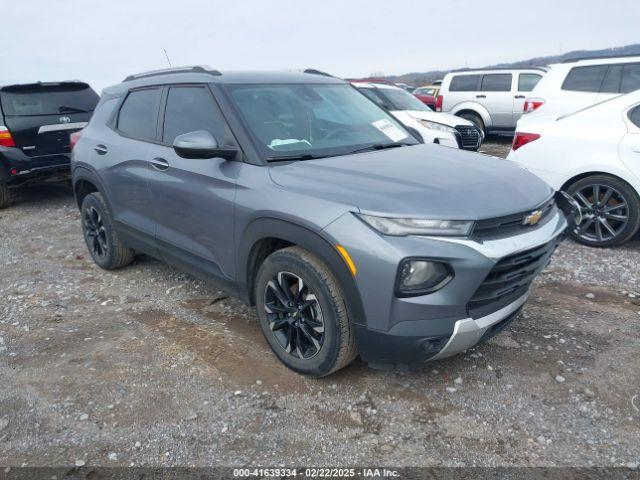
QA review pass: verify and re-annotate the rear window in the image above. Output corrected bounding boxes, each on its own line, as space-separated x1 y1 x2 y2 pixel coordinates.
629 105 640 128
449 75 480 92
518 73 542 92
0 84 98 116
621 64 640 93
480 74 512 92
117 88 161 141
562 65 608 92
600 65 623 93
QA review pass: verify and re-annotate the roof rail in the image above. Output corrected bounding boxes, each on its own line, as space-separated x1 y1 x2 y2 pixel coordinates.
303 68 334 78
561 53 640 63
450 66 548 73
123 65 222 82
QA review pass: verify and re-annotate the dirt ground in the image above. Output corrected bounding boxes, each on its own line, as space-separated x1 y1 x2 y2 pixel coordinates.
1 139 639 468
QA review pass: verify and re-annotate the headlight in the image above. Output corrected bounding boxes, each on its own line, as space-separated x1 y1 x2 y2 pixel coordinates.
418 120 456 133
396 259 453 296
357 214 474 237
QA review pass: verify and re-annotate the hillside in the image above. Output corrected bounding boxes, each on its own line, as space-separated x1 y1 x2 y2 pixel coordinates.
378 44 640 87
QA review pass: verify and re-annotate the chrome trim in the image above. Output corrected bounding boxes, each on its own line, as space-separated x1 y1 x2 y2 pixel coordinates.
429 291 530 361
420 210 567 260
37 122 87 134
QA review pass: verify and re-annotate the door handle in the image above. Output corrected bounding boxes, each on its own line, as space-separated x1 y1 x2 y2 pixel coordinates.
475 94 486 99
514 95 526 99
149 157 170 170
94 145 108 155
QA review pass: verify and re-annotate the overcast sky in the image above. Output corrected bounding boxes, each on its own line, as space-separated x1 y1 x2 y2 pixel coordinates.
2 0 638 91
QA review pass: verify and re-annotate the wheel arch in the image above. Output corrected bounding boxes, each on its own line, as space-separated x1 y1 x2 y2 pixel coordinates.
560 170 640 195
72 166 108 210
449 102 492 128
238 217 366 326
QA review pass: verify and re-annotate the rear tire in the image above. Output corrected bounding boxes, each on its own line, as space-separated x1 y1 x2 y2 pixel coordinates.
81 192 135 269
0 169 10 209
458 112 485 136
566 174 640 247
254 246 358 377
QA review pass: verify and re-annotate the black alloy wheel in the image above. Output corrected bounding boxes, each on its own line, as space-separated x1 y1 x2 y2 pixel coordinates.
263 271 325 359
83 206 109 259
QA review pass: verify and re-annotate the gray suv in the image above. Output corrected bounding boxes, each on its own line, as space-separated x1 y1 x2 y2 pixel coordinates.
71 66 568 376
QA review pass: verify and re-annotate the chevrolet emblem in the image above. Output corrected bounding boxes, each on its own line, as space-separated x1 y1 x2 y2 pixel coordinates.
523 210 543 226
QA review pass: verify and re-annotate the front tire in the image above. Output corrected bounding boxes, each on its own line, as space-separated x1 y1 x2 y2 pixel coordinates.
81 192 135 269
566 174 640 247
0 183 9 209
254 246 358 377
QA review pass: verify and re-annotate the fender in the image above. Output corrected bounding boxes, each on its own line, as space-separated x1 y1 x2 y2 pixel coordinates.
237 217 367 326
449 101 493 129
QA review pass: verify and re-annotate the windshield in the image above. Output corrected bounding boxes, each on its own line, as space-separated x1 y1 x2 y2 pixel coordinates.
415 87 436 96
226 83 417 159
0 84 98 116
378 87 430 112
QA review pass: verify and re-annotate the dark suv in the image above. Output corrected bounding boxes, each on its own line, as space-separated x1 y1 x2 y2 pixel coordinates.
72 67 569 377
0 81 98 208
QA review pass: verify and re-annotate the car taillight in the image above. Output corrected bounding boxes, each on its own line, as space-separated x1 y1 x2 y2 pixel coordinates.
523 98 544 114
512 132 541 151
0 126 16 147
435 95 443 112
70 130 82 151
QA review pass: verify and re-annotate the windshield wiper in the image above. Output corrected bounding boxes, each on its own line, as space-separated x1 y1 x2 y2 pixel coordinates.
58 105 89 113
266 153 322 162
345 142 413 155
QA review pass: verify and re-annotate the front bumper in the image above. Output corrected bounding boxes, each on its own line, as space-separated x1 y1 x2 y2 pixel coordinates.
323 207 567 368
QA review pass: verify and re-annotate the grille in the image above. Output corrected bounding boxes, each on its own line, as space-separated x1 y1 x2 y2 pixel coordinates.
454 125 481 150
467 239 559 317
472 198 556 240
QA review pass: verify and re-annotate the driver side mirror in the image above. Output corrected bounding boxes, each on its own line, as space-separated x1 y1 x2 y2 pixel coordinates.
172 130 238 160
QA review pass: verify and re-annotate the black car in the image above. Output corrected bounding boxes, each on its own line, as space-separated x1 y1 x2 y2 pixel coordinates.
0 81 99 208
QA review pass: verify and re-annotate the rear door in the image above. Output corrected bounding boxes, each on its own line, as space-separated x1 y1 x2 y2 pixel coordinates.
561 65 608 111
514 72 543 121
444 74 480 111
146 84 240 283
0 83 98 166
620 104 640 179
475 73 513 128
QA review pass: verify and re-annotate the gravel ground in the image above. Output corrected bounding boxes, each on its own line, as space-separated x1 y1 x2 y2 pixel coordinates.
1 139 639 468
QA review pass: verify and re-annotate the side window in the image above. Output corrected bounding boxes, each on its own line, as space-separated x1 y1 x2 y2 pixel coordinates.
480 74 512 92
117 88 161 141
601 65 623 93
629 105 640 128
449 75 480 92
518 74 542 92
621 64 640 94
561 65 608 92
162 86 228 145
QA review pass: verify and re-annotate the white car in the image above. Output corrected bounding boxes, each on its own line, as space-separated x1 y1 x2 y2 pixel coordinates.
508 90 640 247
352 82 483 151
519 55 640 123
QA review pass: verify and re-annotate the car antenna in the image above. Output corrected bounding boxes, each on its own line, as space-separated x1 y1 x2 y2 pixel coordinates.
163 48 172 67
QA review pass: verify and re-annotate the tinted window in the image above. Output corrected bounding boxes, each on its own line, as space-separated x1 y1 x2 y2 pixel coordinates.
601 65 623 93
629 105 640 128
357 87 388 109
117 88 161 141
162 86 227 144
449 75 480 92
378 88 430 111
481 74 512 92
621 64 640 93
562 65 608 92
0 84 98 116
518 74 542 92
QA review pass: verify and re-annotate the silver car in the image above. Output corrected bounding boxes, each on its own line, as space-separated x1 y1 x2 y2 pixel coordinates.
71 67 568 376
438 68 546 135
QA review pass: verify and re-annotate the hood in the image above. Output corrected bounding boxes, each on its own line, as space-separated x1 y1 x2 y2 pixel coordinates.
269 144 553 219
393 110 473 127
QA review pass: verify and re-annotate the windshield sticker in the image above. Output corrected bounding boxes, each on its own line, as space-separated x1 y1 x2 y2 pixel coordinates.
372 119 409 143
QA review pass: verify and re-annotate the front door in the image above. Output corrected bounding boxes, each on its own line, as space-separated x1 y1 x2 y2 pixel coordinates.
146 85 240 286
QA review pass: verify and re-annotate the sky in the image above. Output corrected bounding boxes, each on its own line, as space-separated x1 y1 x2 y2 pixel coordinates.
1 0 639 91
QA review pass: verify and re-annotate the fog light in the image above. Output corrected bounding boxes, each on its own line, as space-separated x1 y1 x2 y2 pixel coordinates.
396 259 452 297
